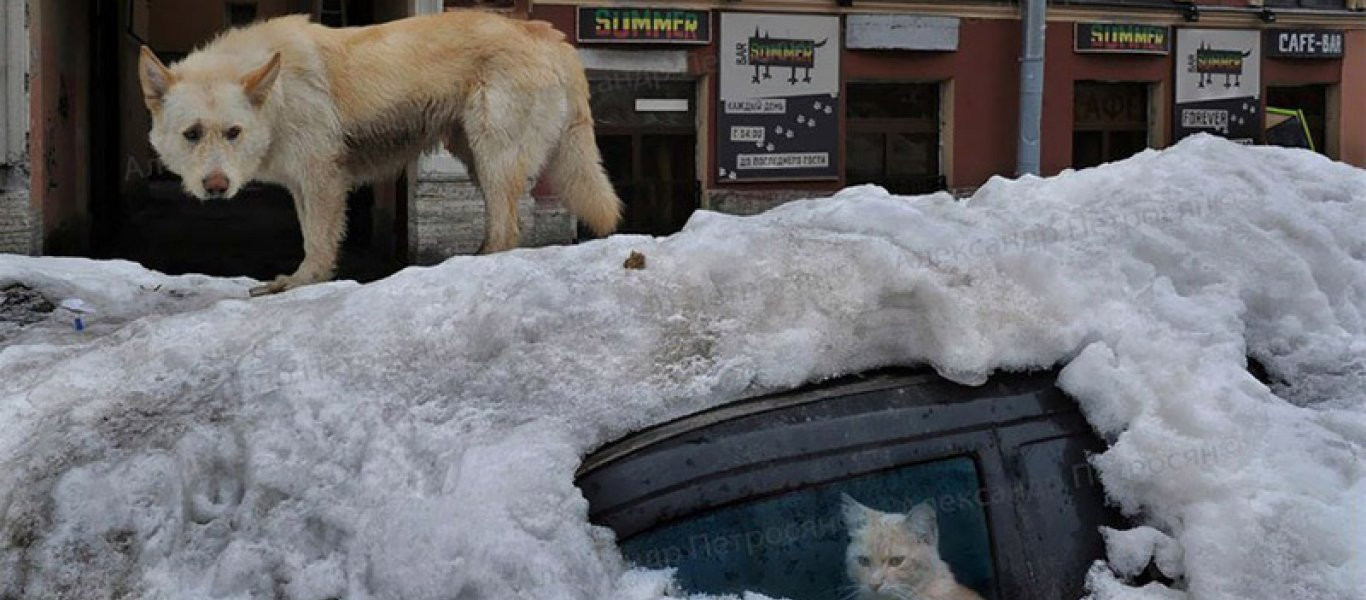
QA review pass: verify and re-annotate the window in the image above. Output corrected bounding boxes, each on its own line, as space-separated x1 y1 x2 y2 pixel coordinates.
619 456 995 600
845 82 944 195
1072 81 1150 169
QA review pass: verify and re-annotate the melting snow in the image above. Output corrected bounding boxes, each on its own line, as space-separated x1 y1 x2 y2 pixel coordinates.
1 135 1363 599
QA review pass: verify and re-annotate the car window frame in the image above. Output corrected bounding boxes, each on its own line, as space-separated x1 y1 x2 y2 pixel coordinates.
576 369 1121 600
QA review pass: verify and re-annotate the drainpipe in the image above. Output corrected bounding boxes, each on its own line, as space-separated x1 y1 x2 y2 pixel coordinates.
1016 0 1045 176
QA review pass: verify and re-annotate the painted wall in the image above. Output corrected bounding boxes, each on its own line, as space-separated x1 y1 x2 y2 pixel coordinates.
844 18 1022 189
1339 30 1366 165
31 0 92 254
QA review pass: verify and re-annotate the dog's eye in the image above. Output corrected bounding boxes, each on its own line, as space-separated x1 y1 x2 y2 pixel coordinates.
183 125 203 143
225 126 242 141
857 556 871 567
887 556 905 567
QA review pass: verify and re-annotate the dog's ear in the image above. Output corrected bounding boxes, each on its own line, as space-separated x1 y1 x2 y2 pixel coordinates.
138 46 175 113
242 52 282 108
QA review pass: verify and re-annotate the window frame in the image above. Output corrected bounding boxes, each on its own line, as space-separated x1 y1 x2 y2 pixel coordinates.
844 81 946 194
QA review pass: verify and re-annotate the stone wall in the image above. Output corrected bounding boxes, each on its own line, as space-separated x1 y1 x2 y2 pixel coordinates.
1 1 34 255
0 169 34 254
704 188 824 217
409 174 577 266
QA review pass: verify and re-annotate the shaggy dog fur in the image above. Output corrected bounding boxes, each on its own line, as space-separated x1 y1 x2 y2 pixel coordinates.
139 12 622 295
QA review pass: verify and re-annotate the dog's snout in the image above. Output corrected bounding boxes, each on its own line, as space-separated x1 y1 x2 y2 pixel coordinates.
203 172 230 196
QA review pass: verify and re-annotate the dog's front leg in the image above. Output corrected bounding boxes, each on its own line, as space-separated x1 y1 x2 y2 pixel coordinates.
250 177 347 296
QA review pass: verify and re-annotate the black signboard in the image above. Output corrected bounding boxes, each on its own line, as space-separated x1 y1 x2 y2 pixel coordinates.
1075 23 1171 55
1264 29 1343 59
577 7 711 44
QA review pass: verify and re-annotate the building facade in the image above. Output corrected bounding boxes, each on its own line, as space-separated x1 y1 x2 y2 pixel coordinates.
523 0 1366 232
3 0 1365 273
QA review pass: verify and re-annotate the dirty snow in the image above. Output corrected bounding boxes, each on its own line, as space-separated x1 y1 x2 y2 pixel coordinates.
1 135 1364 599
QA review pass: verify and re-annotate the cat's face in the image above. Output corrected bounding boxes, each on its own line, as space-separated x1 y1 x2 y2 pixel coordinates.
842 494 941 600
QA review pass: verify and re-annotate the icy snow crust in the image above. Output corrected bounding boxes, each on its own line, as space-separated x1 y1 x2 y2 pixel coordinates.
1 136 1364 599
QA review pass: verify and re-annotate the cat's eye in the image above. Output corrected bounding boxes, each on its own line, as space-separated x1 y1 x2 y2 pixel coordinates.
183 125 202 143
856 556 871 567
225 126 242 141
887 556 905 567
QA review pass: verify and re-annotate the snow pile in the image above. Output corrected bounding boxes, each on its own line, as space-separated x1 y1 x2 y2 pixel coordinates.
2 135 1364 599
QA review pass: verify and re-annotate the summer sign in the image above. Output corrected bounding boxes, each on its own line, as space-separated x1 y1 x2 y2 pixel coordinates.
1075 23 1170 54
577 8 711 44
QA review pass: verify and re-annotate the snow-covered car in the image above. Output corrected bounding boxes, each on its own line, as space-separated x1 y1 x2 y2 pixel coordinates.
2 136 1363 600
577 367 1126 600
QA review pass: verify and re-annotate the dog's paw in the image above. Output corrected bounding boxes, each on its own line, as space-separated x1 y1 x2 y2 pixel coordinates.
248 275 298 297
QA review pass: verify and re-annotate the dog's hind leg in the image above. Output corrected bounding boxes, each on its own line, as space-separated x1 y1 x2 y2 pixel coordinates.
464 87 560 254
469 147 527 254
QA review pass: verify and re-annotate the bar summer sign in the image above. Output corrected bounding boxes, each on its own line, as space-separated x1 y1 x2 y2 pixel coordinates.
717 13 840 181
1075 23 1171 55
577 7 711 44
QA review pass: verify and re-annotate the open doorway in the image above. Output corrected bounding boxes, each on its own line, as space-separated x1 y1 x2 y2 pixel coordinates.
91 0 406 282
589 77 699 237
1266 84 1328 155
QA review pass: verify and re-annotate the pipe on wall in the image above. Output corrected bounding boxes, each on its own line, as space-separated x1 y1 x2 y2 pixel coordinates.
1016 0 1045 176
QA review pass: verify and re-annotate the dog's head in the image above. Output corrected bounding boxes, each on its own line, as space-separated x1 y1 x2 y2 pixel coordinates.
138 46 281 200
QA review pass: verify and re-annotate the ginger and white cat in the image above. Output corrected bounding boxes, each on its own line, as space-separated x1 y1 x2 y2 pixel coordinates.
842 494 985 600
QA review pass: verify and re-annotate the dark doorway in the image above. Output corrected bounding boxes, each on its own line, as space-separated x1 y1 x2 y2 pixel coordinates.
1266 84 1328 155
844 82 944 195
1072 81 1150 169
589 78 698 237
97 0 400 283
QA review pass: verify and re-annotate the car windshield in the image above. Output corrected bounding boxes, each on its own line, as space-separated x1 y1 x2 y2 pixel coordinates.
619 455 995 599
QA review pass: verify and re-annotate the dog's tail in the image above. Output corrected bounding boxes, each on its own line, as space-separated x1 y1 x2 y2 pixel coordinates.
545 49 622 238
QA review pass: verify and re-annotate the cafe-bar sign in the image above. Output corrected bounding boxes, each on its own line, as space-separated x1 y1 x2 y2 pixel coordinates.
1264 29 1343 58
1075 23 1171 55
577 7 711 44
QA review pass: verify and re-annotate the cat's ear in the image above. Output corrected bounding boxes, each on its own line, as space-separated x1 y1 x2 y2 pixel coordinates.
905 502 938 546
841 493 871 530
